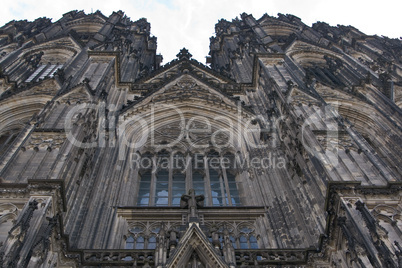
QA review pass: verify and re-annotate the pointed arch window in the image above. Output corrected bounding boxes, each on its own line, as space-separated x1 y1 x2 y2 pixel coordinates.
125 236 134 249
226 171 240 206
238 234 259 249
124 235 146 249
137 171 151 206
249 235 258 249
210 169 224 206
172 172 186 206
135 150 242 207
125 225 159 250
238 226 259 249
155 169 169 206
135 236 145 249
192 171 205 196
239 235 248 249
148 235 157 249
206 224 260 249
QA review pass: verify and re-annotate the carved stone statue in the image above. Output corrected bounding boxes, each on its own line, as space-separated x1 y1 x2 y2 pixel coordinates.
180 189 204 219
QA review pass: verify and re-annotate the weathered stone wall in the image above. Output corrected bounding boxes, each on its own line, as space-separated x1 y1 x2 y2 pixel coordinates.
0 10 400 267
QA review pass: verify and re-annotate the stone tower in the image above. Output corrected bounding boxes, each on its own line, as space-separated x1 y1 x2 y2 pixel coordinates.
0 10 401 267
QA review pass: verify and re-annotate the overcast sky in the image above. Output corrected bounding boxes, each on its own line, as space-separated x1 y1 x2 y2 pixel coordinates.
0 0 400 63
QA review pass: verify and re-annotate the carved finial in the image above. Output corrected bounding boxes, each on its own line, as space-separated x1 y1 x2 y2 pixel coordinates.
180 189 204 222
176 48 192 60
209 224 220 249
395 241 402 252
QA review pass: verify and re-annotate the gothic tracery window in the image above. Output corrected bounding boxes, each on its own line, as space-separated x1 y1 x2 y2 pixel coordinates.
125 235 134 249
125 224 160 250
238 226 259 249
135 150 241 207
172 172 186 206
209 169 224 206
206 222 260 249
125 234 146 250
125 223 176 250
226 172 240 206
155 169 169 206
192 171 205 196
137 171 151 206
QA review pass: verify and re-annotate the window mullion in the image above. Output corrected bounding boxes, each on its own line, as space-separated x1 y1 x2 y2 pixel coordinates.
218 170 226 206
144 235 149 249
132 167 140 204
204 155 212 206
186 153 192 191
149 156 157 206
168 164 173 206
222 167 232 206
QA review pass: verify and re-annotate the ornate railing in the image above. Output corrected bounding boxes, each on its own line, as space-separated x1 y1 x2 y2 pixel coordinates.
235 249 308 266
82 249 155 266
78 248 309 266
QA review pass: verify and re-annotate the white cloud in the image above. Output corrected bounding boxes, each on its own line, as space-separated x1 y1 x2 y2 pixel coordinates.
0 0 400 64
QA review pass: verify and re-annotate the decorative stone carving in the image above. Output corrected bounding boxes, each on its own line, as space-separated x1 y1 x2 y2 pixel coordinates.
25 131 66 150
0 9 400 268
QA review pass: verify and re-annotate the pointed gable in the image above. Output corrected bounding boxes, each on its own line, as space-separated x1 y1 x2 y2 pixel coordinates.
56 83 93 104
122 49 254 119
136 75 237 106
15 79 61 99
132 48 242 96
167 223 229 268
121 73 254 123
289 85 320 106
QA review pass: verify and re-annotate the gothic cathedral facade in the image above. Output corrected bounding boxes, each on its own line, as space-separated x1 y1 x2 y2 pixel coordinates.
0 10 401 267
